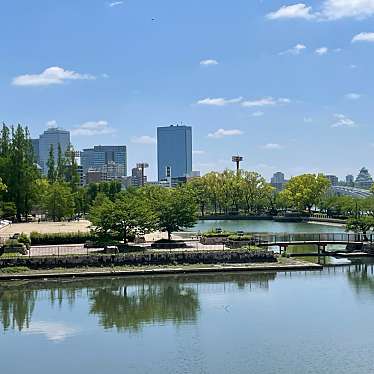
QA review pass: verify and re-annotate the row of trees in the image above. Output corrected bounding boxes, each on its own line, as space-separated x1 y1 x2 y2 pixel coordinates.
0 123 373 224
187 171 332 216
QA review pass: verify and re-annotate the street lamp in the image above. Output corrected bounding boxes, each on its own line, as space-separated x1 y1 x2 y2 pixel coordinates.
136 163 149 187
232 156 243 175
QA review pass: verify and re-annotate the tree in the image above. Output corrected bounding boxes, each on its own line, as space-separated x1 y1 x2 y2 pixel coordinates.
1 125 40 221
188 176 210 216
64 145 80 192
42 182 75 221
47 144 56 183
89 190 158 243
56 143 66 182
280 174 331 214
346 217 374 241
145 186 198 240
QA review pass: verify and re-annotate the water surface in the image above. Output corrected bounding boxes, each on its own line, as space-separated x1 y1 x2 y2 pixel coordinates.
2 267 374 374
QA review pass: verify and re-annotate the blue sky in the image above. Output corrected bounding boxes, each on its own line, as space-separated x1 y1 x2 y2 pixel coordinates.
1 0 374 181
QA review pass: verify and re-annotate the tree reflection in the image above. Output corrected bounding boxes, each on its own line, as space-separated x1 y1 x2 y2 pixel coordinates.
89 280 199 332
0 272 278 333
347 263 374 295
0 282 37 331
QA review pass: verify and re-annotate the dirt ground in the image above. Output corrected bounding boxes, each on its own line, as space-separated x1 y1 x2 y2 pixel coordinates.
0 220 91 236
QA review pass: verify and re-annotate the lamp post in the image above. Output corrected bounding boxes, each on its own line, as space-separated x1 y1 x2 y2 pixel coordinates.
136 163 149 187
232 156 243 175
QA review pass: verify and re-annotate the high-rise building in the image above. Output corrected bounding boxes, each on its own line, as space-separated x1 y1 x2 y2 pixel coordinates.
81 145 127 176
346 175 354 187
355 167 373 189
37 128 70 175
270 172 287 191
131 166 148 187
326 175 339 186
157 125 192 181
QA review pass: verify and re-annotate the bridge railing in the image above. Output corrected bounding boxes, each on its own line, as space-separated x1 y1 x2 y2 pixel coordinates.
253 233 372 245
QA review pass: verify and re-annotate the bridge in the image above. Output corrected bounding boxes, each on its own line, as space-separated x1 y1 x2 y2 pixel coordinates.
331 186 372 198
253 232 372 254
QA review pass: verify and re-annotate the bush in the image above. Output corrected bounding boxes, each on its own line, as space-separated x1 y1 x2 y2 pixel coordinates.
202 231 233 238
18 233 31 248
30 231 94 245
227 235 253 241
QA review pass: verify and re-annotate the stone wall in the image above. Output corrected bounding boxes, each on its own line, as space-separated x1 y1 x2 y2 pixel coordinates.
0 250 276 269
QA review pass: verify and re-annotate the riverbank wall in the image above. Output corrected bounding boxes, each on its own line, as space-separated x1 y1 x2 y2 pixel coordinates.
0 250 276 270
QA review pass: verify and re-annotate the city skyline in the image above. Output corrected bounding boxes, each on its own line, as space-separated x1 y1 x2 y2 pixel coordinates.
1 1 374 180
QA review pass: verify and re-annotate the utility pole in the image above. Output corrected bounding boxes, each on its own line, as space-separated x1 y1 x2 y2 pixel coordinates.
232 156 243 175
136 163 149 187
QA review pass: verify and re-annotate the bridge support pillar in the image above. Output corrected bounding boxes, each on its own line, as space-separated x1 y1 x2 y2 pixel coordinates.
317 245 326 256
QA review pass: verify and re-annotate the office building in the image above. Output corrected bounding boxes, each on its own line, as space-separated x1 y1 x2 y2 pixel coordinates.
37 128 70 175
81 145 127 176
326 175 339 186
270 172 287 192
355 167 373 189
157 125 192 181
346 175 354 187
131 166 148 187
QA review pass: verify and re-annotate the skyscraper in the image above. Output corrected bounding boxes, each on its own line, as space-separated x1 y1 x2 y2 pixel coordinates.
38 128 70 175
81 145 127 176
157 125 192 181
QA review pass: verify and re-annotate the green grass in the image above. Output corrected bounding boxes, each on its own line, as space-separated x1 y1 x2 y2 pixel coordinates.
0 266 30 274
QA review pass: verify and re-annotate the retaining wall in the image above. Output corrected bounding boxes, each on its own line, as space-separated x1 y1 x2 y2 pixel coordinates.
0 250 275 269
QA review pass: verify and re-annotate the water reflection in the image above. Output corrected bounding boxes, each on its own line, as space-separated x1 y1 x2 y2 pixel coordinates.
347 263 374 295
0 273 278 333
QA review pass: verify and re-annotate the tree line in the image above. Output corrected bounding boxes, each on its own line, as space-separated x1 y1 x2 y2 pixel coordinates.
1 123 373 225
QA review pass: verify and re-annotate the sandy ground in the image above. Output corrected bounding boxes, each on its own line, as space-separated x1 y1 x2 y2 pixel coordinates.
0 220 91 236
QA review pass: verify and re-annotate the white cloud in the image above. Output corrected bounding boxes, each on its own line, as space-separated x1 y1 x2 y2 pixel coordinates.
352 32 374 43
322 0 374 20
252 111 264 117
268 1 374 21
345 93 361 100
208 128 243 139
267 3 315 20
71 121 116 136
131 135 156 144
197 97 243 106
304 117 313 123
46 120 58 129
193 150 205 155
200 59 219 66
331 114 357 128
242 97 291 107
261 143 283 150
25 321 78 342
315 47 328 55
12 66 95 87
279 43 307 55
109 1 124 7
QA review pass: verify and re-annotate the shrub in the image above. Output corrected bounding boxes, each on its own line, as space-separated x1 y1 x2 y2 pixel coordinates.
18 233 31 248
227 235 253 241
202 231 233 238
30 231 94 245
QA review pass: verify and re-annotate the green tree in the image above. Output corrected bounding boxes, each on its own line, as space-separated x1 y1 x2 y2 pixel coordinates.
145 186 198 240
2 125 40 220
42 182 74 221
89 190 158 243
64 145 80 192
188 176 210 216
280 174 331 214
47 144 56 183
56 143 66 182
346 216 374 241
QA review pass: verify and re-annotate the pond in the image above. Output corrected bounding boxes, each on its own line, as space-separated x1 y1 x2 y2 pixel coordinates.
192 219 346 234
2 267 374 374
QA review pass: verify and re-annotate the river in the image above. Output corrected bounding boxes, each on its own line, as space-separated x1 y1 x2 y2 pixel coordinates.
1 267 374 374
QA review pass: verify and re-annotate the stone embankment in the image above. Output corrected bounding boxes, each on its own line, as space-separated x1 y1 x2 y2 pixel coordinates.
0 250 275 270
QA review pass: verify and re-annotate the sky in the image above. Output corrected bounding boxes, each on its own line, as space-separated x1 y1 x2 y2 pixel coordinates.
1 0 374 181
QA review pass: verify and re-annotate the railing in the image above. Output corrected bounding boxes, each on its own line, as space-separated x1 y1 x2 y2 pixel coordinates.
252 233 372 245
